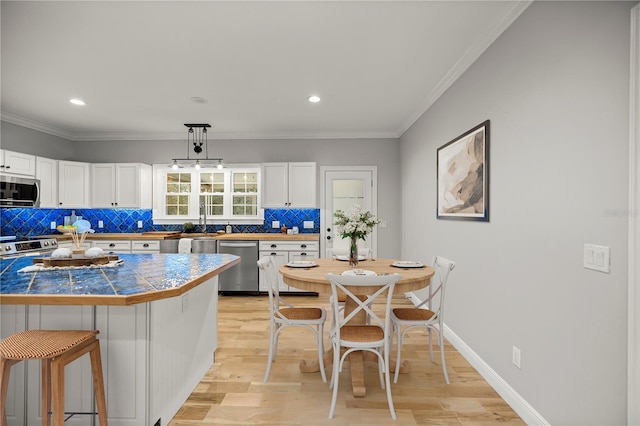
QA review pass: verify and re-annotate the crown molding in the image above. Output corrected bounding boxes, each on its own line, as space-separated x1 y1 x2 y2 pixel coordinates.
1 112 76 140
396 0 533 137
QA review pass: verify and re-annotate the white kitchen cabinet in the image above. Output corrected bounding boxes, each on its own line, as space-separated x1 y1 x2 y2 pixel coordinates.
92 240 132 254
131 240 160 253
258 240 318 292
58 160 91 208
261 162 316 208
0 149 36 176
91 163 152 208
35 156 58 207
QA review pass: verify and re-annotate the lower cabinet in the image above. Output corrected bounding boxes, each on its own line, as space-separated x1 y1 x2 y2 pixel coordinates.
258 240 318 293
131 240 160 253
91 240 131 254
59 240 161 254
1 278 219 426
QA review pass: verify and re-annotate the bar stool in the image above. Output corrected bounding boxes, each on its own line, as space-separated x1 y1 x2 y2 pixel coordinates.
0 329 108 426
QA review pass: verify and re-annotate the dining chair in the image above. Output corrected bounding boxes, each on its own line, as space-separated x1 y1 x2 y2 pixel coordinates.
391 256 456 384
325 272 402 420
257 256 327 383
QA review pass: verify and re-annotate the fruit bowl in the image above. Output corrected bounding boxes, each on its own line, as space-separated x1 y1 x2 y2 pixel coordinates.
57 226 78 234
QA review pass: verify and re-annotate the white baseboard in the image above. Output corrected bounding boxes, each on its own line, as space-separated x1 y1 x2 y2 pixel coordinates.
405 292 549 425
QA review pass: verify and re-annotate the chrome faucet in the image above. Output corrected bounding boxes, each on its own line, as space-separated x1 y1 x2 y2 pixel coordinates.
200 204 207 234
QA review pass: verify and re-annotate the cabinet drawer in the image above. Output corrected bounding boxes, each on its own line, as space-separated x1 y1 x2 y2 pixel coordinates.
92 240 131 253
289 251 319 261
131 240 160 252
258 241 318 252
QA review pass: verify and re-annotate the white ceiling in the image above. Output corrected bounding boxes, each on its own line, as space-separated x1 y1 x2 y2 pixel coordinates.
0 1 530 141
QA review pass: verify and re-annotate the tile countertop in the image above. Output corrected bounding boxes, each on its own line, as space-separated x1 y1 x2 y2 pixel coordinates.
0 253 240 306
46 232 320 241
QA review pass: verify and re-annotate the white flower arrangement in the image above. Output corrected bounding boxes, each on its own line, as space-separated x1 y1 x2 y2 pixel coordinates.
333 205 380 241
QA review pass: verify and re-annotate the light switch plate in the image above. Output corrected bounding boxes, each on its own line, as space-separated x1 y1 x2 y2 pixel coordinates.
98 220 104 228
137 220 143 228
272 221 280 229
303 221 314 229
584 244 610 273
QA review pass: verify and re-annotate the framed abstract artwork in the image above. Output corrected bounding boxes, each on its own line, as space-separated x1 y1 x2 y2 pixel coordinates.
436 120 489 221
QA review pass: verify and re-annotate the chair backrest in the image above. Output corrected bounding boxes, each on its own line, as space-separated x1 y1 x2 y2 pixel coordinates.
325 273 402 337
325 247 371 259
257 256 293 315
417 256 456 319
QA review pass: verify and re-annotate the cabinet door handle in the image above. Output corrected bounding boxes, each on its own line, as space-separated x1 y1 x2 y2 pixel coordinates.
109 243 116 247
270 252 277 256
143 243 149 247
271 244 277 248
300 252 307 256
300 244 307 248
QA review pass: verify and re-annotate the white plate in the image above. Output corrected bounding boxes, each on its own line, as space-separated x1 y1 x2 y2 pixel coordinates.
335 255 366 261
392 261 424 268
287 261 317 268
342 269 376 276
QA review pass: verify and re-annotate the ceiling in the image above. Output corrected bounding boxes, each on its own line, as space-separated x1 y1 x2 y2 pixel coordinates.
0 1 529 142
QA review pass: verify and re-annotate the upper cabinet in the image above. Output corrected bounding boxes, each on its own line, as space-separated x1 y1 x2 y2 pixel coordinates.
91 163 152 208
261 162 316 208
0 149 36 176
58 160 91 208
36 156 58 208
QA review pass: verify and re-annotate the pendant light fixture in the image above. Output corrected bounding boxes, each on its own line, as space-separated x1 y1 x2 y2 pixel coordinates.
170 123 224 170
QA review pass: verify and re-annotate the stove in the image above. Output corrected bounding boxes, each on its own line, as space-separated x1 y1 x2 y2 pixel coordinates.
0 238 58 258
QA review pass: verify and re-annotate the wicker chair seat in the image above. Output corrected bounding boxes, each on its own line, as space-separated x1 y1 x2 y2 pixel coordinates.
392 308 436 322
0 330 98 360
340 325 384 342
277 307 324 321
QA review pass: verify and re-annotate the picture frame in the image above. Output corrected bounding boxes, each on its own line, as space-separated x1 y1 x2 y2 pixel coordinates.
436 120 489 221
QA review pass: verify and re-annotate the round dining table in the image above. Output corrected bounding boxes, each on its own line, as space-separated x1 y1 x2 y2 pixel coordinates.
279 257 434 397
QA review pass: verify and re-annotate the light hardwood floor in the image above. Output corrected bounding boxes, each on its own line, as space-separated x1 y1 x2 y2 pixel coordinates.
168 294 524 425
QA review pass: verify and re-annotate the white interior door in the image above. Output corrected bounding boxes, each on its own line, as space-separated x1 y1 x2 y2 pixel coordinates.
320 167 377 258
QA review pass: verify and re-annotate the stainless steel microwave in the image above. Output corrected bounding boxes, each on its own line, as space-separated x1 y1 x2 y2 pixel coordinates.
0 175 40 207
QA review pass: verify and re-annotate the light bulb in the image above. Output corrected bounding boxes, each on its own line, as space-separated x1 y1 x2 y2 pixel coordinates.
172 160 179 170
194 160 201 170
217 160 223 169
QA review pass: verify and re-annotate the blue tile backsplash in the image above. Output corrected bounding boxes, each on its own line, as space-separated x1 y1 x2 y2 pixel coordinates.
0 208 320 239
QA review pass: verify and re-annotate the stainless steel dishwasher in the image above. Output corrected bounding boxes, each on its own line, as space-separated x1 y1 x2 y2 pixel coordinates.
216 240 259 293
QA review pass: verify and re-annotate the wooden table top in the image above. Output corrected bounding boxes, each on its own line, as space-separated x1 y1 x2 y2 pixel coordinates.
279 258 434 294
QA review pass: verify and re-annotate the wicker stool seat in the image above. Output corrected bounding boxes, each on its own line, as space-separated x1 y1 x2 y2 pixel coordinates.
0 330 108 426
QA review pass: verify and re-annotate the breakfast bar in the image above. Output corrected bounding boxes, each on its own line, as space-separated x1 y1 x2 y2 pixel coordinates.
0 253 239 426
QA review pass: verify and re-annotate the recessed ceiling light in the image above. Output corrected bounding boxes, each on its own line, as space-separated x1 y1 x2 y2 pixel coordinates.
191 97 208 104
69 98 86 106
308 95 320 103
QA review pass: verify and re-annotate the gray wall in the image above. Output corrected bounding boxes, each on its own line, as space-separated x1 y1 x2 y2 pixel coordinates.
399 1 635 424
0 125 402 257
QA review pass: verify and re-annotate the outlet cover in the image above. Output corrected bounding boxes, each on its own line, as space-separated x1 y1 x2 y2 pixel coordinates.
98 220 104 228
50 221 56 230
303 221 314 229
272 221 280 229
137 220 143 228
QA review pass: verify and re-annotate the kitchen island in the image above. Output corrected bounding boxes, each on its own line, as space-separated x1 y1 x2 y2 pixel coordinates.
0 253 239 426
